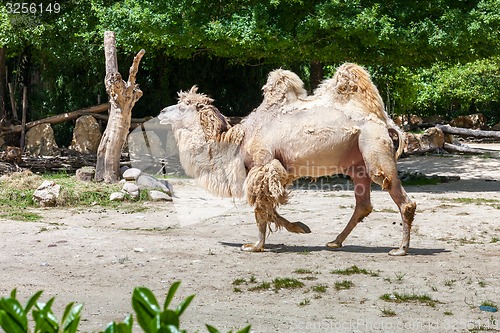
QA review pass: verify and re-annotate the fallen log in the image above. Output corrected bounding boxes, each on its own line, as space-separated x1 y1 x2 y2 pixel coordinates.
443 142 495 155
1 103 109 136
436 124 500 139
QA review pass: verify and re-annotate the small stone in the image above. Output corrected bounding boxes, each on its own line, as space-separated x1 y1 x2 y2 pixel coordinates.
33 180 61 207
122 182 139 194
134 248 145 253
148 190 173 201
110 192 126 201
123 168 142 181
128 190 140 199
76 166 96 182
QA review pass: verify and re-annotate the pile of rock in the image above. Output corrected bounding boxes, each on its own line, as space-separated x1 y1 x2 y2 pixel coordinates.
110 167 174 202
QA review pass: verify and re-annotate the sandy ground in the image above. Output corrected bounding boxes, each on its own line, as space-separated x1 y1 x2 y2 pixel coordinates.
1 146 499 333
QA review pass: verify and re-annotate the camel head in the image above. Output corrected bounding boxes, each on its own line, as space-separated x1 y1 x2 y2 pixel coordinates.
159 86 230 141
262 69 307 105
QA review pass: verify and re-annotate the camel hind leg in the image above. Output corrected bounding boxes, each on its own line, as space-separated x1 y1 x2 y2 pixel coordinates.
273 210 311 234
242 159 309 252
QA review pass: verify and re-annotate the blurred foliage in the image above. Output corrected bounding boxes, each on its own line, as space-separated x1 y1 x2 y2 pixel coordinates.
0 283 251 333
0 0 499 147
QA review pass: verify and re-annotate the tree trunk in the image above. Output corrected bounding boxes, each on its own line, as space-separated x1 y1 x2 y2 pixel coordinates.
95 31 145 183
20 86 27 150
436 124 500 139
0 47 6 119
309 60 323 92
443 142 494 155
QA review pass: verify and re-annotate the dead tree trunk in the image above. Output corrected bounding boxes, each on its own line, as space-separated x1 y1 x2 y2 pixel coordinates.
0 47 6 119
20 86 27 150
436 124 500 139
95 31 145 183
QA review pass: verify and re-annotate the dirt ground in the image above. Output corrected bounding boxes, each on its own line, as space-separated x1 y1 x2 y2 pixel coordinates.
1 145 499 333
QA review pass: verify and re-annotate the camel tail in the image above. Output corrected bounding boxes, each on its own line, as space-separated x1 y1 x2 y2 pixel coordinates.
388 123 405 159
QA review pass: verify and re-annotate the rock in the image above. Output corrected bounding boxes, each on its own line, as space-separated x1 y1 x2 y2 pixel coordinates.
148 190 172 201
421 115 444 125
450 113 487 129
492 122 500 131
409 115 423 126
136 174 171 194
123 168 142 181
68 115 102 154
128 190 140 199
25 124 59 156
110 192 126 201
404 127 444 154
158 179 175 196
4 146 22 164
420 127 445 150
33 180 61 207
122 182 139 194
76 166 96 182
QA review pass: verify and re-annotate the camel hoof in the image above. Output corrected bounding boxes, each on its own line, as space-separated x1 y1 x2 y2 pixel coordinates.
388 248 407 256
293 222 311 234
326 241 342 249
241 243 264 252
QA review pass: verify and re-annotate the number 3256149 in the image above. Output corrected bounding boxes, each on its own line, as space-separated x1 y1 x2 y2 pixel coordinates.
6 2 61 14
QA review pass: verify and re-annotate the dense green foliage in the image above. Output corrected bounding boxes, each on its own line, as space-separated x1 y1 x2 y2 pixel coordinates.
0 282 251 333
1 0 499 145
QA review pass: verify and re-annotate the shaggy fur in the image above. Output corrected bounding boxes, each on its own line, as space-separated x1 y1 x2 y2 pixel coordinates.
158 63 416 255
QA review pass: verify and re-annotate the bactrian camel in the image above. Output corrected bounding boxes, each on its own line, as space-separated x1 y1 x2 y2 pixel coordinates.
158 63 416 256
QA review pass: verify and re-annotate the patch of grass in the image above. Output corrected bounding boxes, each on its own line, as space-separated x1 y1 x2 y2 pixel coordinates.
300 276 318 281
444 279 456 287
330 265 379 277
491 237 499 243
447 197 499 205
402 177 441 186
312 285 328 293
233 287 242 293
380 292 440 307
293 268 313 274
394 272 406 282
299 299 310 306
232 278 247 286
334 280 354 291
444 311 453 316
376 208 399 213
0 210 42 222
380 308 396 317
481 300 497 308
248 282 271 292
273 278 304 290
478 281 487 288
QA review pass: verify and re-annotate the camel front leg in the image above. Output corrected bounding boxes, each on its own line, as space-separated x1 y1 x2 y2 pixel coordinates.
241 207 268 252
327 170 373 249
